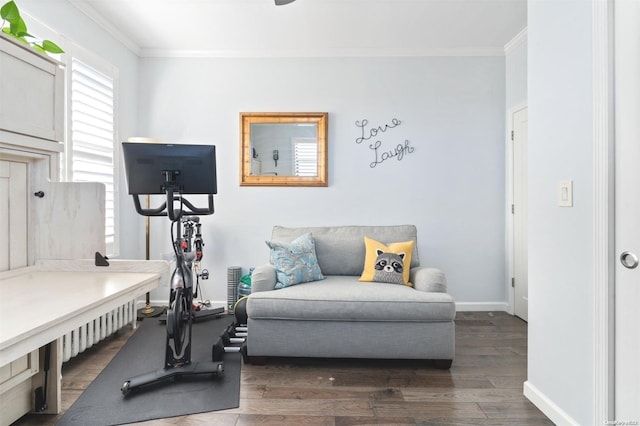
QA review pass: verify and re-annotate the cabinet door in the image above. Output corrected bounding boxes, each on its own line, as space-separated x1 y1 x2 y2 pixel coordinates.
0 36 64 143
0 350 39 425
0 160 28 272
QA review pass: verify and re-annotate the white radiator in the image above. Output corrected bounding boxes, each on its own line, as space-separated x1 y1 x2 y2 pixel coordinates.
62 299 136 362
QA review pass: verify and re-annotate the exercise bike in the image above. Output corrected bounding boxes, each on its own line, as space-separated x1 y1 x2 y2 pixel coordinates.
120 142 223 396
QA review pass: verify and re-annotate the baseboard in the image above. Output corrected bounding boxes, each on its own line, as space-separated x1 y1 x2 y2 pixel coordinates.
524 381 580 426
455 302 509 312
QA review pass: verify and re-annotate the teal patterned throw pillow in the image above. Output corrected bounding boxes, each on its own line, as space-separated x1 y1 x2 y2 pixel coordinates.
266 232 325 289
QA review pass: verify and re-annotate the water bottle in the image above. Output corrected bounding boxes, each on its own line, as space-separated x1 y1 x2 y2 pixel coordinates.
237 269 253 299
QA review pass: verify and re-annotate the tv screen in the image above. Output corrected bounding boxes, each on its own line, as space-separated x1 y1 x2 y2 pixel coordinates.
122 142 217 195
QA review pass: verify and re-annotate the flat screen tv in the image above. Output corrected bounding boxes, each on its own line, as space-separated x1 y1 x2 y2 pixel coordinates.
122 142 217 195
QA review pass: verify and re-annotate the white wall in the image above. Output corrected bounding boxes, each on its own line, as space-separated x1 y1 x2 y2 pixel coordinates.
527 1 595 424
138 56 507 306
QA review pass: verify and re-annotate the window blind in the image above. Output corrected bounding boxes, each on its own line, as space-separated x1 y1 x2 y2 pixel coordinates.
69 58 116 254
294 140 317 177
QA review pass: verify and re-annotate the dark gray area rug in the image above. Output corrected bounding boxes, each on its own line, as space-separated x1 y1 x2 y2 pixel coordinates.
58 314 240 426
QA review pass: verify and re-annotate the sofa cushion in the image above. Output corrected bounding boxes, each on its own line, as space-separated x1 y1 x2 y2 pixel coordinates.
266 232 325 289
247 276 455 322
271 225 420 276
359 236 414 286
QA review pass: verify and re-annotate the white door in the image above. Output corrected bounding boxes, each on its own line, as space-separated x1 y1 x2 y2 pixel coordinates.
512 107 528 321
0 159 28 272
614 0 640 418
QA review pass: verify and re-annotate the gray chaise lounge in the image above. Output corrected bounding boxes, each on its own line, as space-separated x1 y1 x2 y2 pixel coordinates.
246 225 456 368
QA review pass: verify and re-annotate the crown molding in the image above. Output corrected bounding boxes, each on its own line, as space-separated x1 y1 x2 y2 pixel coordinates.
68 0 141 56
139 46 507 58
504 27 527 55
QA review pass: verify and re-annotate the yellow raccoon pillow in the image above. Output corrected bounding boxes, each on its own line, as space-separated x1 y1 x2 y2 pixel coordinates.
359 236 414 286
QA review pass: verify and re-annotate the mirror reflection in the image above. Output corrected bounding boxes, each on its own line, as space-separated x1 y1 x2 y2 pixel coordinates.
240 112 328 187
250 123 318 177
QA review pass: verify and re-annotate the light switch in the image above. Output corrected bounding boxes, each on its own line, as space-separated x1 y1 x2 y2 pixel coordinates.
558 180 573 207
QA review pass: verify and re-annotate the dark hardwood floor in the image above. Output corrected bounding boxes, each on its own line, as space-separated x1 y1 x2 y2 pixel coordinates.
15 311 552 425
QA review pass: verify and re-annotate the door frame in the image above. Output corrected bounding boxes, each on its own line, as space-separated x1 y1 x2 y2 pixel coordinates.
506 102 527 316
611 0 640 418
507 3 614 422
592 0 615 422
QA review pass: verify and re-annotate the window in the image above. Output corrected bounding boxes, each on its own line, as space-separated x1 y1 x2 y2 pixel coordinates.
293 138 318 177
62 50 119 256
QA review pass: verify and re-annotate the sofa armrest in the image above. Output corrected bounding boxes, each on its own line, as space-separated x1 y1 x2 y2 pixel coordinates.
411 267 448 293
250 264 277 293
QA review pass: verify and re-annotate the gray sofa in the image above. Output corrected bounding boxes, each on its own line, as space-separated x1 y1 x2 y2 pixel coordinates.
246 225 456 367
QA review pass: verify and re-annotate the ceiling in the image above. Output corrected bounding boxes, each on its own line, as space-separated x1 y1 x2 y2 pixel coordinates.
69 0 527 57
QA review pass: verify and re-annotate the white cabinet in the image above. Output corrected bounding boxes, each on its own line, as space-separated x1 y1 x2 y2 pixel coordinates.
0 160 28 272
0 33 64 147
0 33 65 424
0 350 39 426
251 158 262 175
0 33 65 269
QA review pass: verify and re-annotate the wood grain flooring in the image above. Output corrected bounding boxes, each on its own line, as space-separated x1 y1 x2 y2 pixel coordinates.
14 311 552 425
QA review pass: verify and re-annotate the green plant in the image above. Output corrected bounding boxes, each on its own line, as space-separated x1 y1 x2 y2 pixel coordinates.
1 0 63 54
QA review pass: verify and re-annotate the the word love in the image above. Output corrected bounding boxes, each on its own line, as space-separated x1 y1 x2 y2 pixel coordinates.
354 118 401 144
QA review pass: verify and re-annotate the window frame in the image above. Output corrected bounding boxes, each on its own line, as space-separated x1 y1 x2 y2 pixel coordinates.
62 43 120 257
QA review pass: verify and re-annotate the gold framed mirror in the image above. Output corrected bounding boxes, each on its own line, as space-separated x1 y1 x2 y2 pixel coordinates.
240 112 328 187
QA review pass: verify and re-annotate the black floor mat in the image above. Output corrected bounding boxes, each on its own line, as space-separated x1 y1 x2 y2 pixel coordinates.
58 314 240 425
